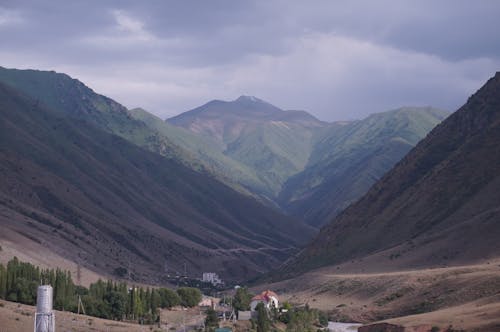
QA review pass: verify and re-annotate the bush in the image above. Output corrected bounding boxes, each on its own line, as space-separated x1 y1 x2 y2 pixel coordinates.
204 308 219 330
318 311 329 327
233 287 253 311
176 287 202 308
159 288 180 308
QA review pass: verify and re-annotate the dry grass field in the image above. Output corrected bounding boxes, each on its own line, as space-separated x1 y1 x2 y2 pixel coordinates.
0 299 208 332
258 258 500 331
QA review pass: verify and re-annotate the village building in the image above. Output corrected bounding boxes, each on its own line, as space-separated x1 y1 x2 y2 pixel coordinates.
250 290 279 311
202 272 223 286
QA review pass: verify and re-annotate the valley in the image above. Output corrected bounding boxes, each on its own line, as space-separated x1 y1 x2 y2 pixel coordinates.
0 76 314 283
0 68 498 332
2 2 500 331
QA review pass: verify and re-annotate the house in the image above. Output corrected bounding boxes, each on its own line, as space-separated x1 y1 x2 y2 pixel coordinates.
250 290 279 311
198 296 217 308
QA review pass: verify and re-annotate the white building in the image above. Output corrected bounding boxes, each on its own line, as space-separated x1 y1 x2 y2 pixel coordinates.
250 290 279 311
202 272 223 286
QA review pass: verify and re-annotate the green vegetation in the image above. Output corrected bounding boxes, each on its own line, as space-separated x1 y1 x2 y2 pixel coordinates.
0 257 73 308
129 108 265 196
0 257 201 324
158 288 181 308
281 107 448 226
255 302 271 332
176 287 202 307
167 95 329 198
0 67 447 228
232 287 253 311
246 302 327 332
204 308 219 331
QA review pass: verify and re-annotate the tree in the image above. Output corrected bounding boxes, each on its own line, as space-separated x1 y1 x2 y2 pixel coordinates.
159 288 180 308
233 287 253 311
177 287 202 308
285 307 318 332
105 291 127 320
204 308 219 331
0 264 6 299
256 302 270 332
150 288 161 312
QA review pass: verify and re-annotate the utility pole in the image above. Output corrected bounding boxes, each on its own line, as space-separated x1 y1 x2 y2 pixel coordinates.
77 296 86 315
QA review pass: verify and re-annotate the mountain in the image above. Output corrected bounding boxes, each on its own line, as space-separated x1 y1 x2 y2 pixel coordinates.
280 107 448 226
0 67 447 231
0 67 192 162
283 72 500 274
128 107 269 200
168 96 328 197
167 96 446 224
0 80 315 282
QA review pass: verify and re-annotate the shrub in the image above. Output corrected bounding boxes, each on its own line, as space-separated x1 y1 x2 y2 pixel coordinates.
176 287 202 308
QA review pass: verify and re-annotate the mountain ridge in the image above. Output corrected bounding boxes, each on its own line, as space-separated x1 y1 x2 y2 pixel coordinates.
280 106 449 226
280 72 500 274
0 67 449 229
0 79 314 282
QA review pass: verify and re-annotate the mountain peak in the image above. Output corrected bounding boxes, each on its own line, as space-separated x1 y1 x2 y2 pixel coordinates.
235 95 265 103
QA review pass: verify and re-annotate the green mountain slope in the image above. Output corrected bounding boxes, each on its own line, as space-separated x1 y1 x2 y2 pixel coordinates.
0 81 315 282
128 107 267 198
168 96 328 197
282 72 500 274
0 67 199 167
280 107 448 226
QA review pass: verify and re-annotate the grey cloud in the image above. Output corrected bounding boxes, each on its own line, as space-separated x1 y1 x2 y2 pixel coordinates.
1 0 499 121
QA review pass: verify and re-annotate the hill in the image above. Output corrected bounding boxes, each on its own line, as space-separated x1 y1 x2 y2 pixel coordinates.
280 107 448 226
0 66 446 227
0 67 197 164
0 81 314 283
282 72 500 274
259 260 500 331
168 95 328 197
167 95 445 224
128 107 269 200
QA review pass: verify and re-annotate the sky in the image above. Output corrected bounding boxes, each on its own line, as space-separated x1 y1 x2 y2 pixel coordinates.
1 0 499 121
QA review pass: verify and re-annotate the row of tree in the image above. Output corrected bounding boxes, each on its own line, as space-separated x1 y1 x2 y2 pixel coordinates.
0 257 201 323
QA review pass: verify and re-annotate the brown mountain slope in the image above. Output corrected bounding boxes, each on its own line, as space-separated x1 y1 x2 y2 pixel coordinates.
283 72 500 274
0 82 314 283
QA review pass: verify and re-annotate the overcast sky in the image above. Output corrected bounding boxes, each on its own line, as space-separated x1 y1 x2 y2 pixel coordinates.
1 1 499 121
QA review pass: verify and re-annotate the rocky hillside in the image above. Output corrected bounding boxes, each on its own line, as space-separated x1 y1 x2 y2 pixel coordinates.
0 81 315 283
280 107 448 226
282 72 500 274
0 67 448 231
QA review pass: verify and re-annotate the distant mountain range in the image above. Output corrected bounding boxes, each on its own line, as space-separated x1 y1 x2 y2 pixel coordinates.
0 68 446 228
280 107 448 226
168 95 328 200
281 72 500 275
0 66 452 283
0 68 314 282
166 94 447 226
